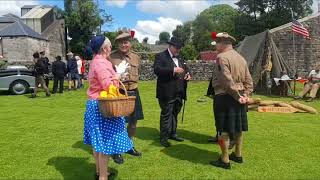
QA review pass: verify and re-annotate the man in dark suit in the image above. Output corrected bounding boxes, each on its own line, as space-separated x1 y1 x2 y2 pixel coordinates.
52 56 67 94
154 37 191 147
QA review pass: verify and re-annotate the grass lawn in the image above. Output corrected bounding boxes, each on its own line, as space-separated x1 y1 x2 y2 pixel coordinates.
0 81 319 180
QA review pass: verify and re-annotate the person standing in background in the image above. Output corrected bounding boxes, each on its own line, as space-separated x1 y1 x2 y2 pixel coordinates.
40 51 50 88
76 55 83 89
52 56 67 94
31 52 51 98
66 52 79 90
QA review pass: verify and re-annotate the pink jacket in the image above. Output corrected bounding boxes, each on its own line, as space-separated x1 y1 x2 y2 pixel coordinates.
87 54 118 99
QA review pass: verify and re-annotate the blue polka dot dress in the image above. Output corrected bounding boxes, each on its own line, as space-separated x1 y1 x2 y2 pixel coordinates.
83 99 133 155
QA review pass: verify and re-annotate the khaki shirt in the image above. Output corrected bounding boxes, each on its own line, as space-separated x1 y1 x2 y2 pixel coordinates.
109 50 140 90
212 49 253 100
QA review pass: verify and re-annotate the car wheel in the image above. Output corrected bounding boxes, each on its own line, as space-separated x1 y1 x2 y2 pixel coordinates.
9 80 29 95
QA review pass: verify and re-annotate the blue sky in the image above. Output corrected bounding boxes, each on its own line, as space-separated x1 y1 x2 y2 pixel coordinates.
0 0 318 44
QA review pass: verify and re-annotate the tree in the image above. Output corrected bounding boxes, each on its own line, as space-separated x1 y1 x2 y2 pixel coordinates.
65 0 112 56
180 44 198 61
235 0 313 37
192 4 239 52
142 37 149 44
103 31 118 50
172 21 193 44
159 32 170 44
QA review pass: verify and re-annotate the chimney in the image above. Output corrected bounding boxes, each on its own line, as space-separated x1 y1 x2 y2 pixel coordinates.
318 2 320 13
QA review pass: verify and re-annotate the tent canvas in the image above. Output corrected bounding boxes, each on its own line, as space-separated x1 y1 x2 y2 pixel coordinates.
237 30 290 94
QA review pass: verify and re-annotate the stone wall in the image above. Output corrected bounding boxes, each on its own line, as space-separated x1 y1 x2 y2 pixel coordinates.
139 61 213 81
10 60 214 81
42 19 66 61
271 14 320 76
2 37 49 62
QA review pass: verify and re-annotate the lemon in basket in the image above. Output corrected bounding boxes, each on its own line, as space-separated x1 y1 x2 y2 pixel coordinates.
100 91 108 98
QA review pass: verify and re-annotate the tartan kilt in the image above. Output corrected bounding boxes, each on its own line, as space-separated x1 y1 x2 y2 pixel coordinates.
214 94 248 134
124 89 144 123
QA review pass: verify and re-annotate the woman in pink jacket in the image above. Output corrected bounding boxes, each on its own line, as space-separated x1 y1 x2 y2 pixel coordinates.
83 35 133 180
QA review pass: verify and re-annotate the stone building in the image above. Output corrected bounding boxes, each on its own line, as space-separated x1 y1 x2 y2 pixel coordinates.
0 5 66 64
270 12 320 76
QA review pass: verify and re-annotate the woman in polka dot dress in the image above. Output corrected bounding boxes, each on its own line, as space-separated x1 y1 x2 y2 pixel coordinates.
83 35 133 180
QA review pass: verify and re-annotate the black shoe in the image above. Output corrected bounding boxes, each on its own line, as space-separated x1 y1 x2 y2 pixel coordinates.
108 172 115 178
111 154 124 164
126 147 142 156
208 136 218 143
46 93 51 97
209 158 231 169
294 96 302 100
169 135 184 142
30 93 37 98
160 140 171 147
229 152 243 163
306 97 314 102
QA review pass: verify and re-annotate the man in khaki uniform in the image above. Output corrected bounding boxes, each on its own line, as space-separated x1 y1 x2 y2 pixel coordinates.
109 31 144 163
210 32 253 169
294 64 320 102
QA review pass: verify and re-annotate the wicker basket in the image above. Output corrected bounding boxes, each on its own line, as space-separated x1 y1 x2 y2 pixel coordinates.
98 80 136 118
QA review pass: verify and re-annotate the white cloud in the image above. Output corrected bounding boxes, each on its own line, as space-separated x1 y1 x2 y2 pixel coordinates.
105 0 128 8
312 0 319 14
136 0 210 21
133 17 182 44
0 0 39 16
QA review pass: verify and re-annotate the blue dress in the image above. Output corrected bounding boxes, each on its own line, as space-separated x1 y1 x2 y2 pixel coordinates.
83 99 133 155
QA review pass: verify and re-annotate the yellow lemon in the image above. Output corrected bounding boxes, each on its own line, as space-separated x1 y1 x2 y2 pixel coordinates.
99 91 108 98
107 94 115 98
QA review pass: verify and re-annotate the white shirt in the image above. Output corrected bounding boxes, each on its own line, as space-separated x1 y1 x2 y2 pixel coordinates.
308 70 320 79
77 59 82 74
168 48 179 67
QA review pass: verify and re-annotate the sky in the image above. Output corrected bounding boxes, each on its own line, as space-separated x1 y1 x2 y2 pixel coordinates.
0 0 319 44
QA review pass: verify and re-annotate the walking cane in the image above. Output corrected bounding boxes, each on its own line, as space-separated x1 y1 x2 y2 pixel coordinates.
181 99 186 123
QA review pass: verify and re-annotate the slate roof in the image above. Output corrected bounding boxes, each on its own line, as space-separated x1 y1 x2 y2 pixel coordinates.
0 20 47 40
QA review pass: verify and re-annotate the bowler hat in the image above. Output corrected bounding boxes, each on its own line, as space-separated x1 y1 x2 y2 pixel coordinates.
167 37 183 49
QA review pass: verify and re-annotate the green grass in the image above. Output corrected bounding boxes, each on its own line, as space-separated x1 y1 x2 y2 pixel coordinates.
0 81 319 180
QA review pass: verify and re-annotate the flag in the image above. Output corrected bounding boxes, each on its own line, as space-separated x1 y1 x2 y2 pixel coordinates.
291 19 310 39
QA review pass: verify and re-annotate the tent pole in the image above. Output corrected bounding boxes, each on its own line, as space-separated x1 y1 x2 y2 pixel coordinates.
291 9 297 95
293 31 297 95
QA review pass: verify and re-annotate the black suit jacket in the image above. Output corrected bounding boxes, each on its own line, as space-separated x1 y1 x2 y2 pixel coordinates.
154 49 189 101
52 60 67 78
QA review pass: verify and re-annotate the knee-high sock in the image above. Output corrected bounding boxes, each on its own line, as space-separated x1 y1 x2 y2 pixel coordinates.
218 132 230 163
235 132 243 157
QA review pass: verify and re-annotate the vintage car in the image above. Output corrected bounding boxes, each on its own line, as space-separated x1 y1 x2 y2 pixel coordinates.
0 65 35 95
